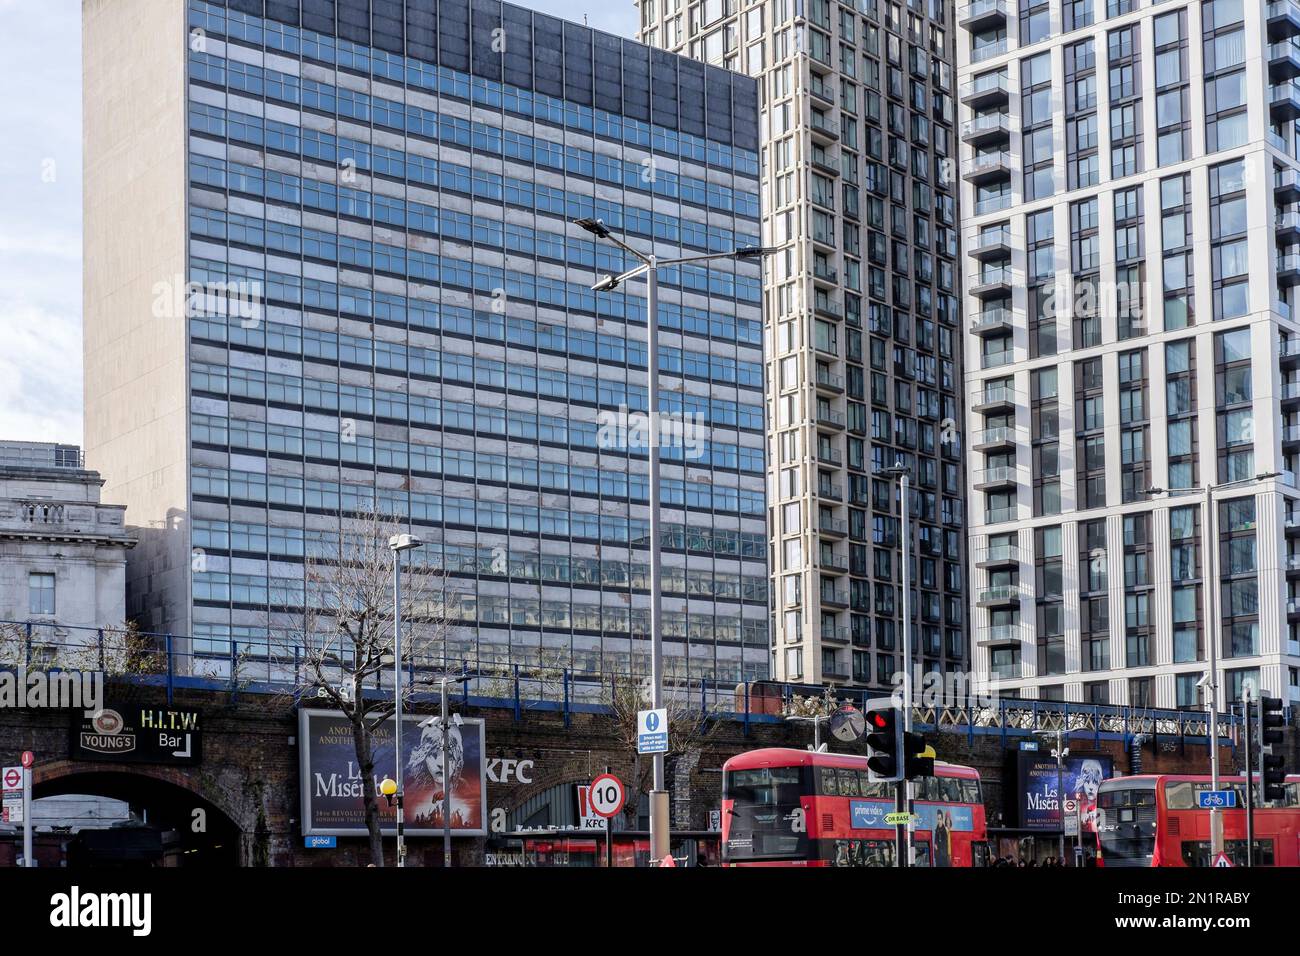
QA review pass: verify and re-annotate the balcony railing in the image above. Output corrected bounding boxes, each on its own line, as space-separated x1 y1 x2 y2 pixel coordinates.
818 483 843 501
959 71 1012 104
968 225 1012 258
973 425 1020 446
818 515 848 536
815 368 845 391
977 543 1023 565
974 465 1019 485
977 584 1024 604
961 112 1012 142
971 38 1009 62
972 382 1023 408
978 623 1028 645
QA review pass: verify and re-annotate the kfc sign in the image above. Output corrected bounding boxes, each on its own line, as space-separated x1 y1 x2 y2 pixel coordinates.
487 758 534 784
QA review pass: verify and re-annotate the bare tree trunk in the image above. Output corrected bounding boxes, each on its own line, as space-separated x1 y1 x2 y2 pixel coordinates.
351 714 385 867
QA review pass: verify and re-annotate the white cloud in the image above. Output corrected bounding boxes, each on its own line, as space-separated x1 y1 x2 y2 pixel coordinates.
0 301 83 444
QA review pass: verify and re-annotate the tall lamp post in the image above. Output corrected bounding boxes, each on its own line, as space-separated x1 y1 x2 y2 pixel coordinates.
879 461 914 866
420 673 471 868
575 216 771 866
1036 728 1069 864
388 532 423 868
1146 471 1279 859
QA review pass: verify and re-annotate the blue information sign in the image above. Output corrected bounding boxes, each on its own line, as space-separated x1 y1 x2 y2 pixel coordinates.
305 835 337 848
1198 790 1237 809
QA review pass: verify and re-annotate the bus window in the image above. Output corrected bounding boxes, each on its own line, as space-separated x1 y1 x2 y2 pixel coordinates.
861 778 891 799
939 777 962 803
959 778 981 804
821 768 839 796
1164 782 1195 810
726 767 805 806
838 768 861 797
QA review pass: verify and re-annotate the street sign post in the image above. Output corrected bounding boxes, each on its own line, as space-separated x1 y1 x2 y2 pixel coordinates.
1198 790 1238 809
589 773 625 869
1063 799 1079 838
3 765 31 863
20 751 33 770
637 709 668 754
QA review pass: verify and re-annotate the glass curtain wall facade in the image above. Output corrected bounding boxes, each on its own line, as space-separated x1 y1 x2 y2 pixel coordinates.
638 0 968 691
959 0 1300 706
88 0 770 689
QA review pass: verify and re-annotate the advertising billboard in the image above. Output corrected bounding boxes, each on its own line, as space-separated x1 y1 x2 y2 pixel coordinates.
1017 752 1113 831
299 709 486 836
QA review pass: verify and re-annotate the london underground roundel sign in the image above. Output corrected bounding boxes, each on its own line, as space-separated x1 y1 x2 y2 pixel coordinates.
589 773 626 818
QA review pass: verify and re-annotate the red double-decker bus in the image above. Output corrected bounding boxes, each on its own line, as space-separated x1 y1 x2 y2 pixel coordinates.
721 747 989 867
1097 774 1300 867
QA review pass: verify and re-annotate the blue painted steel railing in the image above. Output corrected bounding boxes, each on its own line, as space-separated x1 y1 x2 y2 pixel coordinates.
0 620 1257 743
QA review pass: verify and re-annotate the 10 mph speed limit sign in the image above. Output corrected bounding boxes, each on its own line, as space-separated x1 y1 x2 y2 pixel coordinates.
589 773 626 819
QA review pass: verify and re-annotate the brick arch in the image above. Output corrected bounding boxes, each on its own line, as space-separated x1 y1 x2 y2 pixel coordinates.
32 758 250 836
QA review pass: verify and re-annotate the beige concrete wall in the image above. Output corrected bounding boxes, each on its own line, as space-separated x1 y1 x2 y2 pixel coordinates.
82 0 190 635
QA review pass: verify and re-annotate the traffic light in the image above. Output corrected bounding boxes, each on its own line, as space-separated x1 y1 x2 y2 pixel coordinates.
1258 695 1288 803
905 733 935 780
865 698 903 783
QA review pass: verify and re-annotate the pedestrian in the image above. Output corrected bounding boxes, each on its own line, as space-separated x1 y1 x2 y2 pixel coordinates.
1085 852 1097 868
697 853 708 867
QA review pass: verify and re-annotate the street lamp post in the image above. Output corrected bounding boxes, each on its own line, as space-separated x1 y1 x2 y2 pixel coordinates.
420 674 470 867
1146 472 1279 858
880 462 913 866
576 216 771 866
1037 728 1068 864
388 532 424 868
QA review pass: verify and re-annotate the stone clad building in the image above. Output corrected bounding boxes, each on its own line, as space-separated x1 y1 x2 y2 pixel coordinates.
0 441 135 646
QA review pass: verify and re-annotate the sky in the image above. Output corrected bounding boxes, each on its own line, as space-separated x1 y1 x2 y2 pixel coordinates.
0 0 640 446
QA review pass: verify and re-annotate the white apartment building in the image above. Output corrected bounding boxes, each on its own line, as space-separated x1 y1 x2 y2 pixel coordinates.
958 0 1300 707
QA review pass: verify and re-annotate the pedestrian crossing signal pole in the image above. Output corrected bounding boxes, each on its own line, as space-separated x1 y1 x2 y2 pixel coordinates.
865 698 905 866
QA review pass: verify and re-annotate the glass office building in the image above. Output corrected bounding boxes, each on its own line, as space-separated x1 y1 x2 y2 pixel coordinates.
83 0 769 688
637 0 969 691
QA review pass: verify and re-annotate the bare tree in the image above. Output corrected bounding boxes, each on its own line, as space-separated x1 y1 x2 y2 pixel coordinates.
269 509 458 866
603 671 717 832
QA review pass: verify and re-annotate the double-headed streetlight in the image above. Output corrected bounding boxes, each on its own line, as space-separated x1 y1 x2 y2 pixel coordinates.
387 532 423 867
575 216 771 866
879 461 914 866
1146 471 1279 859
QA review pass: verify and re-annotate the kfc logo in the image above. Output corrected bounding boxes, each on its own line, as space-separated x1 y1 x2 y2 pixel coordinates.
486 758 534 784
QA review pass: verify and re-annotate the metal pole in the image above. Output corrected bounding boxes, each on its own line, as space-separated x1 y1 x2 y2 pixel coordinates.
605 764 614 869
22 766 32 868
393 553 405 868
814 718 821 751
1244 691 1255 867
1203 483 1224 858
442 678 453 867
1056 731 1065 864
646 256 670 866
900 470 914 866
